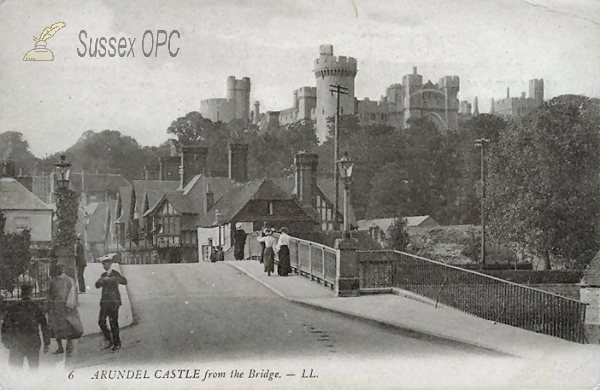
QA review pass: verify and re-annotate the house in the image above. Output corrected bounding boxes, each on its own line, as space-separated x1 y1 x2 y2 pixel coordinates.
0 177 54 246
357 215 439 247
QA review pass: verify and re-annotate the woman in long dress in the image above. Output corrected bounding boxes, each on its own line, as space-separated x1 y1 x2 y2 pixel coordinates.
277 227 291 276
258 229 276 276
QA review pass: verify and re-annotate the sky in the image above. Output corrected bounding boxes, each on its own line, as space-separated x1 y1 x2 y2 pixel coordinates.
1 0 599 157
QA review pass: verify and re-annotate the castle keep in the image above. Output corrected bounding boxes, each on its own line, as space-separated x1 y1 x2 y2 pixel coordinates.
199 76 251 125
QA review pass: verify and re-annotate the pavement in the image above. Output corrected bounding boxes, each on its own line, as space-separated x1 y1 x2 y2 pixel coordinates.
0 262 133 367
228 259 600 360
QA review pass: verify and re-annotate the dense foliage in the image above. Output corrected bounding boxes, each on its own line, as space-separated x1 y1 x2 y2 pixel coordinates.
486 95 600 269
54 186 79 248
0 210 31 293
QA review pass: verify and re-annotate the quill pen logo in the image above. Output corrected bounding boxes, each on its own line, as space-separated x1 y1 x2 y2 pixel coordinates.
23 22 66 61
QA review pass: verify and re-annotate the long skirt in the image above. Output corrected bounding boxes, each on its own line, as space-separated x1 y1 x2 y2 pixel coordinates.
277 246 291 276
259 242 265 263
263 247 275 273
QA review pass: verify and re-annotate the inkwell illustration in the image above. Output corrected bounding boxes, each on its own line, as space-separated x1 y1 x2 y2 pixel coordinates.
23 22 66 61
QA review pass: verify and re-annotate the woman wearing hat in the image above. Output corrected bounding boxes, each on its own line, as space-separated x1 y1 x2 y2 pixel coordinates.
233 223 247 261
258 228 277 276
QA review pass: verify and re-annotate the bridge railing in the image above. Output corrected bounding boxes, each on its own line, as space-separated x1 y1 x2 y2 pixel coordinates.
1 257 53 301
287 235 337 288
359 250 587 343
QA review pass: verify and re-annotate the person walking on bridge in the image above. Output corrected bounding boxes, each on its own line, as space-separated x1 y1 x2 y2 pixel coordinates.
276 227 291 276
258 228 276 276
96 255 127 351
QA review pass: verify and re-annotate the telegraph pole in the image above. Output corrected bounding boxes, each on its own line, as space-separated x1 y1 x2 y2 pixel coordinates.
475 138 490 269
330 84 348 230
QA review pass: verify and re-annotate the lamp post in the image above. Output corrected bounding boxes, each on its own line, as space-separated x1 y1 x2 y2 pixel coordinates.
337 152 354 239
475 138 490 269
54 153 72 189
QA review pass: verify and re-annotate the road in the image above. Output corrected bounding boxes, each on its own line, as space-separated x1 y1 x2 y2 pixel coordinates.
73 262 491 367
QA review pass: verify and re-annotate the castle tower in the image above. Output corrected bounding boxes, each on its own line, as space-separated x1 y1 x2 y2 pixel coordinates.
313 44 358 143
253 101 260 125
473 96 480 116
296 87 317 121
439 76 460 131
490 98 495 114
402 67 423 125
226 76 251 125
529 79 544 105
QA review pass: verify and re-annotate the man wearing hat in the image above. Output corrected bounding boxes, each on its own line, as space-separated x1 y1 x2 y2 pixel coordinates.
233 222 247 261
95 255 127 351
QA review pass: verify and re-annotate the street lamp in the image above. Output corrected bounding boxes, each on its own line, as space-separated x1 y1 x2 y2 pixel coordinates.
54 153 72 188
337 152 354 239
475 138 490 268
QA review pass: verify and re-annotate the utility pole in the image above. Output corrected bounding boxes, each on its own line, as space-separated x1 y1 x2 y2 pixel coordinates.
475 138 490 269
330 83 348 230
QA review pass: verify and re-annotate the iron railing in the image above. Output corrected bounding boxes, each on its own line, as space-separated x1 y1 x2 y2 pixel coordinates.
1 257 54 301
358 250 587 343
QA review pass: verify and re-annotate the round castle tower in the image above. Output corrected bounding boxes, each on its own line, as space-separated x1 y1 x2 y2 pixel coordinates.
226 76 251 124
313 44 357 143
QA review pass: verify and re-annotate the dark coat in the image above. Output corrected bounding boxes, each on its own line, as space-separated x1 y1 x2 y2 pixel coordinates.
1 300 50 350
95 270 127 309
75 242 86 269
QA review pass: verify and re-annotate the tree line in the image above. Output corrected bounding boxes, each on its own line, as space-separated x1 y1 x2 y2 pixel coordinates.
2 94 598 269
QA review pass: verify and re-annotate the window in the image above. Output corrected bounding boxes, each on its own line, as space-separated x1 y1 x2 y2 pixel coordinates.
14 216 29 230
268 202 274 215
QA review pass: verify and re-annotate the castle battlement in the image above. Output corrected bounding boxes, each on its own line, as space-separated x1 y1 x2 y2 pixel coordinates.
295 86 317 98
439 76 460 89
314 55 358 71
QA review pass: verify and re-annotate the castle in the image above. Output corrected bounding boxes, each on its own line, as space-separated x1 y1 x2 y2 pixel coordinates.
199 44 543 141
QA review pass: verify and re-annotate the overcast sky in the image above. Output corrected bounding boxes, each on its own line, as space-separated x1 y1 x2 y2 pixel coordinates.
1 0 599 157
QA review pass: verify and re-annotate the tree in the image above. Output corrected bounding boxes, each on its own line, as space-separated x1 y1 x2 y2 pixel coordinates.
54 186 79 249
0 210 32 293
0 132 38 175
487 95 600 269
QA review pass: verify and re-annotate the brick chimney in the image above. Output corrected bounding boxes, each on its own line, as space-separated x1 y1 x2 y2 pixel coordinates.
180 146 209 190
159 156 180 181
228 143 248 182
294 152 318 207
1 160 15 178
144 164 160 180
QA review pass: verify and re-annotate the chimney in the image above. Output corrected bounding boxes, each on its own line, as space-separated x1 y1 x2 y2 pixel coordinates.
159 156 180 181
507 87 510 98
490 98 495 114
144 164 160 180
228 143 248 182
180 146 209 190
1 160 15 178
253 101 260 124
412 66 417 75
473 96 479 116
294 152 318 207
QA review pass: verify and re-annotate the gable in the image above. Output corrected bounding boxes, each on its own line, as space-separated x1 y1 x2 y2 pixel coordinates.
0 178 52 211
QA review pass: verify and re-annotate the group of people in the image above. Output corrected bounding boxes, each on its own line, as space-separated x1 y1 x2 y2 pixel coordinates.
258 223 291 277
1 241 127 369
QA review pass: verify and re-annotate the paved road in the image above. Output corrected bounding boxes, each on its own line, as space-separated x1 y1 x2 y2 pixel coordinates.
73 262 492 367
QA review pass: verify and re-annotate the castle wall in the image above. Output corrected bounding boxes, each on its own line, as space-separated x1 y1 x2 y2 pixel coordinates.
314 44 357 143
357 98 388 126
199 98 236 123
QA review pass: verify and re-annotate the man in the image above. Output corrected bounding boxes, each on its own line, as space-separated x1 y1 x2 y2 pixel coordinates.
95 255 127 351
2 284 50 369
75 234 87 293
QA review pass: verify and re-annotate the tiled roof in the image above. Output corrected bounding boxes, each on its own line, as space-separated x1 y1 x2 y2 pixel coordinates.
132 180 180 218
197 179 295 228
115 186 132 223
582 251 600 287
358 216 436 231
69 172 131 194
0 178 52 211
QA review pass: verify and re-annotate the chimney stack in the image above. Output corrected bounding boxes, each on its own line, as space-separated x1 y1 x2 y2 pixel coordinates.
294 152 318 207
159 156 180 181
144 164 160 180
1 160 15 178
228 143 248 182
180 146 209 190
507 87 510 98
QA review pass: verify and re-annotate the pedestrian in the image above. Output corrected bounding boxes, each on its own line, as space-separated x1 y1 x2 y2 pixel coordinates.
75 234 87 293
258 228 276 276
276 227 292 276
259 222 271 264
216 246 225 262
95 255 127 351
48 264 83 364
1 284 50 369
210 246 218 263
233 223 247 260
